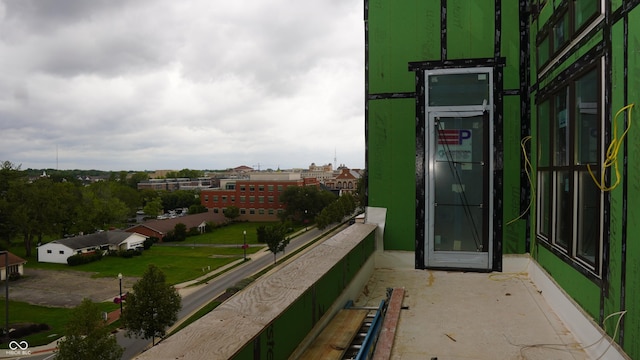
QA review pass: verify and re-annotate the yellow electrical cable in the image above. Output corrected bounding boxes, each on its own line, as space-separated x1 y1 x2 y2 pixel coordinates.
506 136 534 226
588 103 635 192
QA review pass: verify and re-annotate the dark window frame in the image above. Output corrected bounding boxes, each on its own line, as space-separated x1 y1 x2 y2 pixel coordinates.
536 0 600 70
536 63 603 276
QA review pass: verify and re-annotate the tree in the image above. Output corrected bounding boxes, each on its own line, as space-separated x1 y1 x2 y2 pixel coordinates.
223 206 240 222
122 265 181 346
279 185 336 223
354 174 367 209
56 298 123 360
127 171 150 189
0 162 25 246
160 190 199 211
315 193 358 230
188 204 207 214
143 197 163 217
257 224 290 265
174 223 187 242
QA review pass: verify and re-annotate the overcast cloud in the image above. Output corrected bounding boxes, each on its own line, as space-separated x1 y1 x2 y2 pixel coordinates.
0 0 364 171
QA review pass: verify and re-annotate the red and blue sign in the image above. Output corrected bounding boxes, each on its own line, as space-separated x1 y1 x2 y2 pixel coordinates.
437 129 472 145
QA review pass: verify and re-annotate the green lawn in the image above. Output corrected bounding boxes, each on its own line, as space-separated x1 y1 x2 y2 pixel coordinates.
0 221 295 348
188 221 282 245
0 300 120 348
20 245 262 285
7 222 277 285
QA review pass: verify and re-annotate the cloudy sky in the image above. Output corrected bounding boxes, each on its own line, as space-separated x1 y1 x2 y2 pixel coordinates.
0 0 364 171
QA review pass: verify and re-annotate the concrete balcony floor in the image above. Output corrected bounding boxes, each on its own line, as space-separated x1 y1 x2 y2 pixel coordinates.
353 252 628 360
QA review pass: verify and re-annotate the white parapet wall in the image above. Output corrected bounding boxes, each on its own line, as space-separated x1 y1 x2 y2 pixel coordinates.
135 223 378 360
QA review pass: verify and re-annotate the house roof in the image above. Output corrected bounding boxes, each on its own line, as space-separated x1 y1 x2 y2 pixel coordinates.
127 211 225 235
335 168 361 180
0 251 27 267
233 165 254 172
46 230 140 250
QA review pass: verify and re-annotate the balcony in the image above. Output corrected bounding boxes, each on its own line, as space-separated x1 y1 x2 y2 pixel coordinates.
134 212 628 360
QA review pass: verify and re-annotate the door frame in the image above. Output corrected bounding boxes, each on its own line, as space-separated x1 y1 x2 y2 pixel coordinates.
422 67 495 271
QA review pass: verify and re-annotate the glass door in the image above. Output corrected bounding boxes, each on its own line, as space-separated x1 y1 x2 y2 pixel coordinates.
426 111 491 269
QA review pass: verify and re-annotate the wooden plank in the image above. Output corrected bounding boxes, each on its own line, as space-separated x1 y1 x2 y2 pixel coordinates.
300 309 369 360
372 288 405 360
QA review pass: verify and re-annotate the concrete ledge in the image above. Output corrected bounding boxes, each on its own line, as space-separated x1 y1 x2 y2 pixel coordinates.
135 223 377 360
525 256 630 360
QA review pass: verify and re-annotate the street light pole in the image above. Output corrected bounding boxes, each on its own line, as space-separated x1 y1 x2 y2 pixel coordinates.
118 273 123 315
243 230 247 261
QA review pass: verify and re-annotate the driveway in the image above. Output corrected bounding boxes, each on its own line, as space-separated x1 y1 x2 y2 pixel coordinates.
7 268 139 308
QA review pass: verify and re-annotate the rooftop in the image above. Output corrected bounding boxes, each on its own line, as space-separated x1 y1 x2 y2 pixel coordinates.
354 251 627 360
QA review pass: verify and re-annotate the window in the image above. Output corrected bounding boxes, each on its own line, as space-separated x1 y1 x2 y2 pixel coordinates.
222 195 227 202
231 196 235 202
204 195 209 202
213 195 219 202
240 196 246 202
259 209 265 215
258 185 264 191
277 185 284 192
213 208 219 213
240 208 246 214
249 196 255 203
259 196 264 203
536 66 602 274
249 185 255 191
428 72 489 106
240 185 246 191
59 250 65 254
268 185 274 192
536 2 601 70
574 0 599 32
249 209 256 215
47 250 52 254
268 196 274 203
268 209 275 215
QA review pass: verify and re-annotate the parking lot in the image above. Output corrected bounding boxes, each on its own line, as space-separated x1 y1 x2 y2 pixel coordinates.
8 268 139 308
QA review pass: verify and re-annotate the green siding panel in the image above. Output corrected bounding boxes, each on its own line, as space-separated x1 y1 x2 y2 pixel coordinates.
367 0 440 94
501 0 521 90
538 1 553 27
368 98 416 251
621 7 640 358
605 19 624 339
446 0 494 60
502 95 526 254
612 0 623 12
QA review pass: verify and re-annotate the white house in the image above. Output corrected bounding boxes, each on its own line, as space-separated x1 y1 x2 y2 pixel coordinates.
37 230 148 264
0 251 27 280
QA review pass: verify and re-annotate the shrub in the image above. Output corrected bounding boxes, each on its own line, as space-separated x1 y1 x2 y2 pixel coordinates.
8 272 21 281
67 251 103 266
9 323 50 339
119 250 135 258
143 238 154 250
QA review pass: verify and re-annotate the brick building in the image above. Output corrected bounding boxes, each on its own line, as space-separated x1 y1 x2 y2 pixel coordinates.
200 172 319 221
